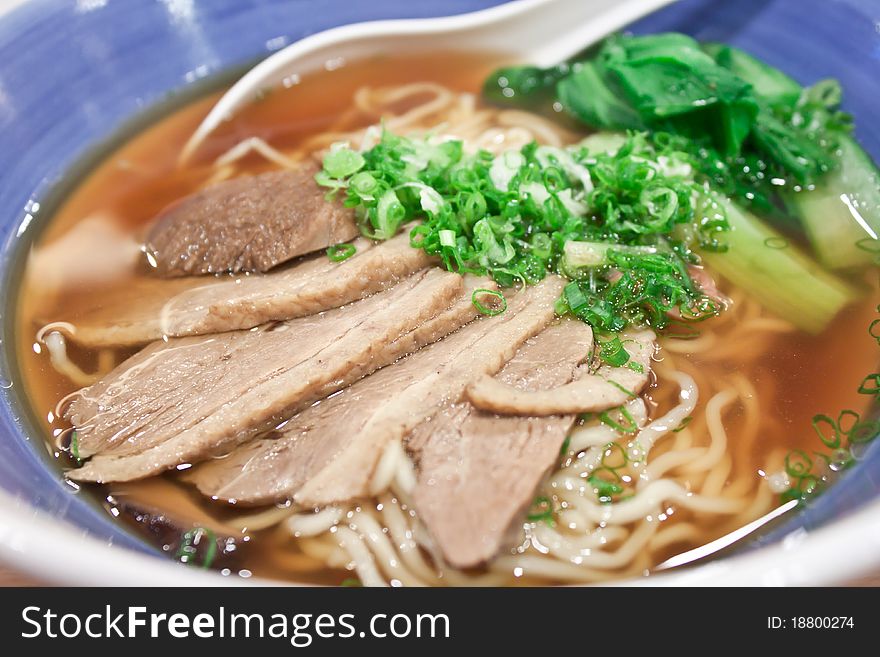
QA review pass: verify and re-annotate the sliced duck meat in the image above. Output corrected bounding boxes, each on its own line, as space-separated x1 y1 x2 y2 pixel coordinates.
67 268 467 483
145 161 358 276
185 277 566 506
407 319 594 569
465 328 656 416
55 231 431 348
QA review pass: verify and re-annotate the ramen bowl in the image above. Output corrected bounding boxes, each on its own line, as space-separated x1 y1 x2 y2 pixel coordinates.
0 0 879 586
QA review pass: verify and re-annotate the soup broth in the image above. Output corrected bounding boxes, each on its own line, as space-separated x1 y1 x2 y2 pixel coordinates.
12 52 879 585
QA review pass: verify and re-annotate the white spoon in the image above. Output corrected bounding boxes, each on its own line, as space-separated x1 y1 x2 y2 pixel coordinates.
181 0 676 163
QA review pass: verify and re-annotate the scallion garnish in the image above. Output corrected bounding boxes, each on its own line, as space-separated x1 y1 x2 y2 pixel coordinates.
526 496 555 525
559 434 572 457
175 527 218 570
70 430 80 461
672 416 693 433
587 469 625 504
857 373 880 397
326 243 357 262
472 288 507 316
811 414 840 449
597 336 631 368
763 237 789 250
599 407 638 434
318 129 727 334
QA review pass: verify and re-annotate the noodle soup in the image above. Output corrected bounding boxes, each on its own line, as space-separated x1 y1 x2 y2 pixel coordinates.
13 51 879 585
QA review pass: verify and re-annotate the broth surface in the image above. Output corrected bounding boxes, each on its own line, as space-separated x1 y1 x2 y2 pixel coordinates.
13 52 879 584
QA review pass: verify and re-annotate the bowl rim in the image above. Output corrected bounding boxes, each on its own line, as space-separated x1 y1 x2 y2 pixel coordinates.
2 486 879 586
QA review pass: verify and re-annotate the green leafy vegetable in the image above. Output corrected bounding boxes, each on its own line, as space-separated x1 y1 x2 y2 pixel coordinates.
484 32 858 216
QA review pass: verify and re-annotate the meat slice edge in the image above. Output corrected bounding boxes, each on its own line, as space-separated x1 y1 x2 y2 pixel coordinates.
67 269 465 482
185 278 566 507
465 328 656 415
145 161 358 276
184 276 498 504
406 319 594 569
54 230 430 348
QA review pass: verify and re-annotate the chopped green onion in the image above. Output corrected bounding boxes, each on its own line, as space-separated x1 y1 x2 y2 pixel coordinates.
869 319 880 345
326 243 357 262
784 450 813 478
438 229 456 248
587 469 625 503
672 416 693 433
70 430 80 461
811 414 840 449
175 527 218 570
322 145 365 179
763 236 789 249
598 336 631 368
316 129 730 334
526 496 555 525
559 434 572 457
600 441 630 469
563 240 657 268
857 373 880 397
848 420 880 444
472 288 507 316
340 578 363 587
599 407 638 434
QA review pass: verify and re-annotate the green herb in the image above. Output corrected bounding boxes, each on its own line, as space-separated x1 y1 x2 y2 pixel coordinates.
326 243 357 262
526 496 555 525
763 237 789 250
599 407 638 434
587 469 625 504
869 319 880 345
318 129 724 334
601 442 630 469
627 361 645 374
175 527 218 570
597 336 630 368
340 578 363 587
858 373 880 397
322 145 366 179
484 33 852 214
672 415 693 433
472 288 507 316
781 314 880 504
70 430 81 461
811 414 840 449
559 434 572 457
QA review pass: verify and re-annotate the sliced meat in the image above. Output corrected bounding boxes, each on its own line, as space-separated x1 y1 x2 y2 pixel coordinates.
407 320 593 569
67 269 467 483
57 231 431 348
465 328 656 415
185 277 566 506
145 161 357 276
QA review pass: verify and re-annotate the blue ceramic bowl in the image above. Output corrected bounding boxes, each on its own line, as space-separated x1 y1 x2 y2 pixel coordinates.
0 0 878 585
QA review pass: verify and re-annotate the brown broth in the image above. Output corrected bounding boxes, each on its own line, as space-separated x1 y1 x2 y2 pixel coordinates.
11 51 880 584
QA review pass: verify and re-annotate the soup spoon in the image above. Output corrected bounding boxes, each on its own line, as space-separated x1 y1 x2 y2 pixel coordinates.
180 0 676 163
